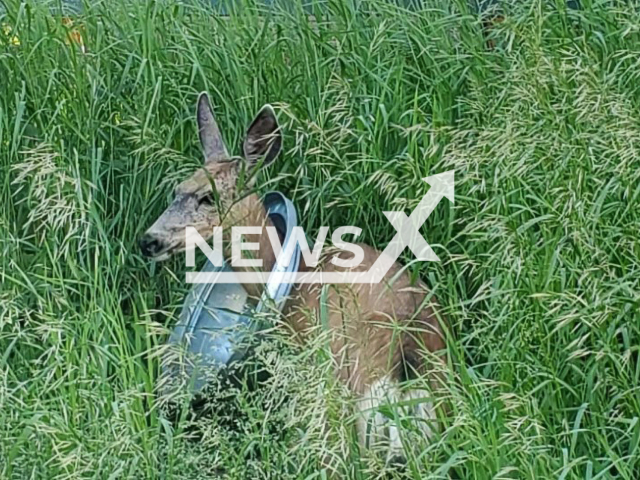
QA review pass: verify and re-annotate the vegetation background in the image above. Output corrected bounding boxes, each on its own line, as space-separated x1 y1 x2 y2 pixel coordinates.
1 0 639 478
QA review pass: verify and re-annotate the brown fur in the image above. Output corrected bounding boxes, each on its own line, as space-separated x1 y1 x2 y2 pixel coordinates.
140 93 447 459
222 194 446 393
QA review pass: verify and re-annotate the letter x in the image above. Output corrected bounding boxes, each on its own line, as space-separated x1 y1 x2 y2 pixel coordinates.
383 211 439 262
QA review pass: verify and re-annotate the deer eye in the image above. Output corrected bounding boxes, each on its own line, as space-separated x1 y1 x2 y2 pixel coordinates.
197 193 214 207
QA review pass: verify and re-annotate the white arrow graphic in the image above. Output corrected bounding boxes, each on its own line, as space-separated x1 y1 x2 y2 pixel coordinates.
365 170 455 283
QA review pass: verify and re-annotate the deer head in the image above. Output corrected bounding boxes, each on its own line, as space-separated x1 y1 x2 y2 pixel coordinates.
138 93 282 260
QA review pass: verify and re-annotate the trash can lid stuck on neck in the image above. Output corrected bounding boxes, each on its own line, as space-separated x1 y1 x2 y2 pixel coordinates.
161 191 301 394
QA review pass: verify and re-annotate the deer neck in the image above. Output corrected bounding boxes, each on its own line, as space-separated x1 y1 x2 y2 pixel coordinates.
222 193 278 299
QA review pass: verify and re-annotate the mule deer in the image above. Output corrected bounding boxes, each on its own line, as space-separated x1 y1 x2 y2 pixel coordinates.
139 93 447 463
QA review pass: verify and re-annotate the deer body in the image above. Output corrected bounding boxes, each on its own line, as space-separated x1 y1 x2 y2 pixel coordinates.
140 93 446 462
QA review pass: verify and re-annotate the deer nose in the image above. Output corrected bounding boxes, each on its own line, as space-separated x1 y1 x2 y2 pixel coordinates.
139 234 163 257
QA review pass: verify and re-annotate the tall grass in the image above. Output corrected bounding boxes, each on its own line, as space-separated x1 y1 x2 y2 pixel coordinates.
1 0 639 478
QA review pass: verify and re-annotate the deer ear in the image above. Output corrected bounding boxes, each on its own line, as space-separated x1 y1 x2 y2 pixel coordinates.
243 105 282 167
197 92 228 162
